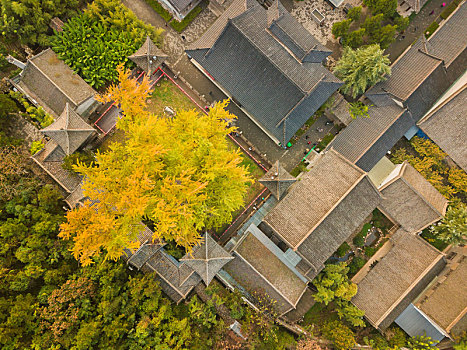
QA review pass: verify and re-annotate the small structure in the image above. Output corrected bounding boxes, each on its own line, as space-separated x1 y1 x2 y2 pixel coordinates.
10 48 98 118
378 161 448 233
128 36 168 75
327 93 353 126
258 160 296 200
156 0 202 21
418 82 467 172
352 229 446 332
398 0 428 16
311 9 325 24
41 103 97 156
224 224 308 316
180 233 234 286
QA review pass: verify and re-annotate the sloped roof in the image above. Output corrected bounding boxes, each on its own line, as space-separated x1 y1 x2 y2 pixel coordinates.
418 256 467 333
41 103 96 155
180 233 233 286
418 84 467 172
129 36 168 74
224 224 308 315
353 229 445 329
330 102 409 169
186 3 341 144
32 140 82 193
263 149 380 249
259 161 296 200
18 49 96 117
379 162 448 232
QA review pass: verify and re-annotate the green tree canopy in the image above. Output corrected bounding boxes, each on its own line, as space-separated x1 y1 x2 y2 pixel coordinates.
332 19 352 39
364 0 397 18
349 101 370 119
60 66 252 265
431 204 467 246
334 44 391 98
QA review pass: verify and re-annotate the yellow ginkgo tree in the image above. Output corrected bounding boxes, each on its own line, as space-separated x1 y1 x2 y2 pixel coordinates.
60 65 251 265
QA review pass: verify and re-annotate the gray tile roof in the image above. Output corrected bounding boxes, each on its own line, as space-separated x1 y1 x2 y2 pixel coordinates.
180 233 233 286
352 229 446 329
259 160 296 200
263 149 381 250
32 140 82 193
18 49 96 117
129 36 168 74
418 83 467 172
41 103 96 155
330 102 414 171
186 3 341 144
418 256 467 333
225 225 308 315
379 162 448 232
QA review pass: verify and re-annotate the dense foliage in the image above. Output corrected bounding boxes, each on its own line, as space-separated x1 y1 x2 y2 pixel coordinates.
0 0 87 46
52 0 163 88
60 67 251 265
334 44 391 98
431 204 467 246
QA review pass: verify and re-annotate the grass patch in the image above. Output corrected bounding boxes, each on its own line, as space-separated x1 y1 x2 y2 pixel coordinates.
315 133 335 152
170 5 203 32
424 21 439 38
421 228 449 251
144 0 173 21
146 79 198 115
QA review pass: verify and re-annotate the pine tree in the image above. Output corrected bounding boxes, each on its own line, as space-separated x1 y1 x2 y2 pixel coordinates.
334 44 391 98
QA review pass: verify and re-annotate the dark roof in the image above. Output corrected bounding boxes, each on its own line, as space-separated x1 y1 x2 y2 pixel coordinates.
186 3 341 144
330 102 409 170
379 162 448 232
180 233 233 286
352 230 445 329
32 140 82 192
259 161 296 200
18 49 96 117
129 36 168 74
41 103 96 155
418 83 467 172
225 224 308 315
264 149 381 250
417 256 467 334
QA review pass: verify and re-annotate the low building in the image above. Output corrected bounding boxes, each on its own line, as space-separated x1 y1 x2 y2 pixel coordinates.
378 161 448 233
352 229 446 332
186 0 342 146
418 81 467 172
158 0 202 21
129 36 168 74
10 48 98 119
262 149 383 281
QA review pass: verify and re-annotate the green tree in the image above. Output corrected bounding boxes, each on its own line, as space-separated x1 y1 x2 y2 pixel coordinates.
370 24 397 49
431 205 467 246
346 28 366 49
60 67 251 265
334 44 391 98
332 19 352 39
349 101 370 118
347 6 362 21
362 14 385 38
394 16 410 31
364 0 397 18
322 320 356 350
62 151 95 173
407 334 439 350
0 93 18 130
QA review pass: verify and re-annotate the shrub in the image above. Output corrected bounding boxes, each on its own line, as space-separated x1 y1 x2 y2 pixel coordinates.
170 5 203 32
347 6 362 21
332 19 352 39
336 242 351 257
30 140 45 155
315 133 335 152
144 0 173 21
62 151 95 173
394 16 409 31
440 2 458 19
0 93 19 130
425 21 439 38
322 320 356 350
9 91 53 128
348 256 366 275
387 327 407 348
364 246 377 257
353 234 365 247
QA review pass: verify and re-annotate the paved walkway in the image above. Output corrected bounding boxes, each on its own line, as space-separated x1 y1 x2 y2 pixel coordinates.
385 0 455 61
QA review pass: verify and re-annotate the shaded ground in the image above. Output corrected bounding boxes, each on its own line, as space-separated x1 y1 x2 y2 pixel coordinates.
385 0 455 62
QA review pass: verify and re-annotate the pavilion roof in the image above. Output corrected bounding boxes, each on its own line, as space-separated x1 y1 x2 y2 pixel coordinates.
129 36 168 74
259 160 296 200
41 103 95 155
180 233 233 286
